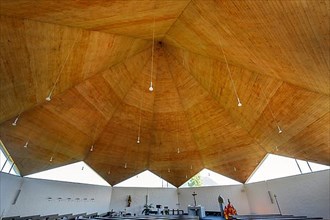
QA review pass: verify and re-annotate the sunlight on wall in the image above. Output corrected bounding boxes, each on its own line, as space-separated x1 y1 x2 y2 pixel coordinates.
26 161 110 186
180 168 242 188
114 170 176 188
246 154 330 183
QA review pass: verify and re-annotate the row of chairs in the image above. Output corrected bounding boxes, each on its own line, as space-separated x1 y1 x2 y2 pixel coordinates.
90 215 199 220
2 212 98 220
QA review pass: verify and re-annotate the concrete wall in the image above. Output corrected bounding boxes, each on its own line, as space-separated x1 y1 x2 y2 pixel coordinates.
0 173 112 217
178 185 250 214
1 170 329 218
0 173 23 217
109 187 179 215
245 170 330 219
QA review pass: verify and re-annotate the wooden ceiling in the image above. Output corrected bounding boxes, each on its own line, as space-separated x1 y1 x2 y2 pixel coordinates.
0 0 329 187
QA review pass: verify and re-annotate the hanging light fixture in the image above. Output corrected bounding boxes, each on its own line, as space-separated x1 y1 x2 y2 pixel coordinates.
24 140 29 148
216 27 242 107
175 119 182 154
137 91 144 144
260 88 283 134
12 115 20 126
90 145 94 152
149 17 156 92
49 156 53 162
45 36 78 101
45 90 53 101
124 163 127 169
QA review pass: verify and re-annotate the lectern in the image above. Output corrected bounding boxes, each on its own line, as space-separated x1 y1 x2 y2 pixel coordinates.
187 206 205 218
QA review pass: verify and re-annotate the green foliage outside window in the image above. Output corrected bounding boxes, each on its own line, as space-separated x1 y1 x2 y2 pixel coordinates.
188 173 202 187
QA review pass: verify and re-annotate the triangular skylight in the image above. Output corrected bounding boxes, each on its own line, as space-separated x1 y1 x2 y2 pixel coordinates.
246 154 330 184
0 140 20 176
114 170 176 188
180 168 242 188
26 161 110 186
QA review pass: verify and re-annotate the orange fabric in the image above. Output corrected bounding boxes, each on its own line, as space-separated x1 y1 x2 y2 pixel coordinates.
224 203 237 219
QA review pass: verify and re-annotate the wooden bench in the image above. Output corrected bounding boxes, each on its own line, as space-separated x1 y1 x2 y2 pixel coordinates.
68 213 87 220
18 215 41 220
40 214 59 220
2 216 20 220
57 213 73 219
83 213 98 219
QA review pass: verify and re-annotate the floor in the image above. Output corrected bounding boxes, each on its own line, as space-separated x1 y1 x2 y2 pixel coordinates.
202 216 225 220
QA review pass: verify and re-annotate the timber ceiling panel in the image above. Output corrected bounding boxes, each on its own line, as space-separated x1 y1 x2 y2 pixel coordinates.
0 0 191 39
166 45 329 166
0 50 150 176
147 48 204 187
0 0 329 187
166 52 266 183
0 15 151 124
164 0 329 95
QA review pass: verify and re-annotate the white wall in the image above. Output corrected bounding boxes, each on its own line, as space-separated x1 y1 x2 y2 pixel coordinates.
110 187 179 215
245 170 330 219
178 185 251 214
1 170 329 219
0 173 112 217
0 173 23 217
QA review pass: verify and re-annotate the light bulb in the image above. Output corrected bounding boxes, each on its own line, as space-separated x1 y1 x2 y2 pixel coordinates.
237 98 242 107
177 148 180 154
50 156 53 162
149 82 153 92
90 145 94 152
46 90 53 101
137 136 140 144
124 163 127 168
12 116 19 126
168 168 170 173
24 141 29 148
277 125 283 134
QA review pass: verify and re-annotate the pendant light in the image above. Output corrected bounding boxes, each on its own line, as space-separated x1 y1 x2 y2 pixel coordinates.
149 17 156 92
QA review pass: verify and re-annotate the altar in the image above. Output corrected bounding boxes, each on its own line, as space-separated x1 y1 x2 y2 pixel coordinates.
187 206 205 219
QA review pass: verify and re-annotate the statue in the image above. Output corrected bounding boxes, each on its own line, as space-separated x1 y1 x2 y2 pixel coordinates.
127 195 132 207
218 195 224 217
